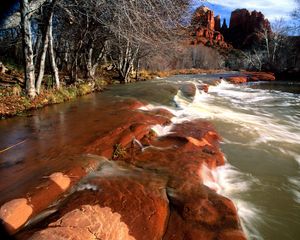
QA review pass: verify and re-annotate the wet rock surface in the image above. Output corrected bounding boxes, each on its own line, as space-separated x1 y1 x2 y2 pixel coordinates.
225 72 275 84
17 118 244 239
1 95 246 240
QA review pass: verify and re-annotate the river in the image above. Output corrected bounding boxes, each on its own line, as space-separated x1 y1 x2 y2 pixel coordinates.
0 73 299 239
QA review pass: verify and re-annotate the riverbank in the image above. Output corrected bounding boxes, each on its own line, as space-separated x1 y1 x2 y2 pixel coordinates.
0 67 227 119
0 82 103 119
0 67 276 119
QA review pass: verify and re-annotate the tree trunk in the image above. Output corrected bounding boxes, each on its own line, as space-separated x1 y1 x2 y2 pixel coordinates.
36 27 50 94
118 44 140 83
36 0 58 93
86 42 106 79
86 46 93 79
49 14 60 89
135 58 139 80
20 0 36 98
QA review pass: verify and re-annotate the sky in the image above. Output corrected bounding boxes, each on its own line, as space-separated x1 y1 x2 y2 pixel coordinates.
194 0 298 25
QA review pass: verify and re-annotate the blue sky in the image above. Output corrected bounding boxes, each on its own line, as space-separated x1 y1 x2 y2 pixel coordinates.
193 0 298 25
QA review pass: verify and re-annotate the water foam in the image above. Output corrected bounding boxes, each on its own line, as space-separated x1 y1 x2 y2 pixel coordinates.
215 163 263 240
171 79 300 239
174 81 300 145
142 78 300 239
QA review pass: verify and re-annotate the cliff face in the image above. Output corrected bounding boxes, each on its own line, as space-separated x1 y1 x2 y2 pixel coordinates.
222 8 271 49
191 7 271 50
190 6 230 49
191 6 215 30
214 15 221 32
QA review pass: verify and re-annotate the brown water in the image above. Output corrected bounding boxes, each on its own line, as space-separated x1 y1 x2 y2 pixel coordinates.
0 93 146 204
0 74 300 240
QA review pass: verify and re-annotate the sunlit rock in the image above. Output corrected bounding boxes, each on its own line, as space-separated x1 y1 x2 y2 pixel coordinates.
49 172 71 191
0 198 33 232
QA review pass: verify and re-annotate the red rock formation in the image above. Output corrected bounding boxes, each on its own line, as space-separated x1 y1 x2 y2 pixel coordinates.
225 72 276 84
245 71 276 81
192 6 215 31
223 8 271 49
0 158 101 234
226 76 248 84
16 118 245 240
2 97 246 240
214 15 221 32
190 6 230 49
29 205 136 240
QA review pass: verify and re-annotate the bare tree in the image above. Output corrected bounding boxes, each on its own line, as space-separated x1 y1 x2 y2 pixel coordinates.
20 0 36 98
105 0 190 82
36 0 58 94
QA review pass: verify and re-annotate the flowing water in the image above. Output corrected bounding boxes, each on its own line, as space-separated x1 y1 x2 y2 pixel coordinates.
0 73 299 239
106 74 300 240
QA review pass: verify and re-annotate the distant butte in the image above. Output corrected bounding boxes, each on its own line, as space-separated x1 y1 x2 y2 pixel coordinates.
190 6 230 49
190 6 272 50
222 8 271 49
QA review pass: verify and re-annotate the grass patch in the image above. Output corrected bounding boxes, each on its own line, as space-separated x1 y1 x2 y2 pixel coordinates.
0 81 103 119
112 143 127 160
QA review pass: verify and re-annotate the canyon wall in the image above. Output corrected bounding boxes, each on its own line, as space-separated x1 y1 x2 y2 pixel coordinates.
191 6 271 50
222 8 271 49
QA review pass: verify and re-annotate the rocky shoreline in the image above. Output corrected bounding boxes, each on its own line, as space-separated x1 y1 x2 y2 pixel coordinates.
0 96 246 240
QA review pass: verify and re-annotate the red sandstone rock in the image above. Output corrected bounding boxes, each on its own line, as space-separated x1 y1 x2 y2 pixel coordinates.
191 6 229 49
0 158 100 234
226 76 248 84
226 72 275 84
149 108 174 119
192 6 215 31
29 205 135 240
224 8 271 49
219 230 247 240
25 171 169 240
214 15 221 32
198 84 209 93
246 72 276 81
84 108 172 158
49 172 71 191
0 198 33 233
180 83 196 98
12 107 245 240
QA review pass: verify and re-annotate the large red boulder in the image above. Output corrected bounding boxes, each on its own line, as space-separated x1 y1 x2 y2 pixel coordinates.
22 166 169 240
223 8 271 49
9 103 245 240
